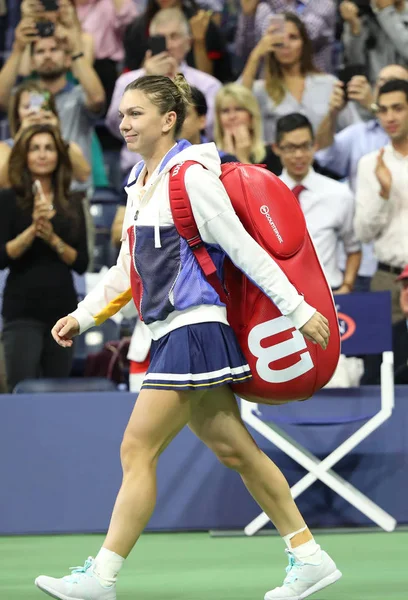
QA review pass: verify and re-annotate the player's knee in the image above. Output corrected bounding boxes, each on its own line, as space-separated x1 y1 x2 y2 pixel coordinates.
120 430 156 472
212 442 248 472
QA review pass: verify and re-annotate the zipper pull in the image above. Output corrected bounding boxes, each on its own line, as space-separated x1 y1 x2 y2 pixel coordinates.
134 210 139 221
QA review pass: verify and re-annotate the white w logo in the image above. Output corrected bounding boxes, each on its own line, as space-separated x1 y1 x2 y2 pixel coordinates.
248 316 314 383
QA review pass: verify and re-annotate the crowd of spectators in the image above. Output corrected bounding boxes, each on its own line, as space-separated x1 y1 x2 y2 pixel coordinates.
0 0 407 391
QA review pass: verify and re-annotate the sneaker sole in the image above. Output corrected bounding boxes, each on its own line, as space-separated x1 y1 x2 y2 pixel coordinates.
300 569 342 600
264 569 342 600
35 579 86 600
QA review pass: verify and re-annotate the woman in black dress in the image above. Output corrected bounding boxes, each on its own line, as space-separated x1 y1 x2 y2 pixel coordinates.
0 123 88 391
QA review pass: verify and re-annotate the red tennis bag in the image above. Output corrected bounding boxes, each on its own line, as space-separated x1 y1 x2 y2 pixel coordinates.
169 162 340 404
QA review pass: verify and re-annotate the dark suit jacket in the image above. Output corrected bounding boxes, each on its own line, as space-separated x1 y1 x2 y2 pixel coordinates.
361 319 408 385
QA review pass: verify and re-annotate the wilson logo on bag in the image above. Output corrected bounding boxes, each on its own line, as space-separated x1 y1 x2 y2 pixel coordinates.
169 162 340 405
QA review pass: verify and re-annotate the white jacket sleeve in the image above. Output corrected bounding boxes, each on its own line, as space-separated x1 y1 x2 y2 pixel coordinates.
184 165 316 330
69 240 132 333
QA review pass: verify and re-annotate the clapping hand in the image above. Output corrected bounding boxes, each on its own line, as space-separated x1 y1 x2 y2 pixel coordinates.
32 186 55 224
223 124 252 163
231 124 252 162
375 148 392 199
35 217 54 243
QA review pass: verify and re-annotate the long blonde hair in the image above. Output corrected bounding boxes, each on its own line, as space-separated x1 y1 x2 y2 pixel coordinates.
214 84 265 164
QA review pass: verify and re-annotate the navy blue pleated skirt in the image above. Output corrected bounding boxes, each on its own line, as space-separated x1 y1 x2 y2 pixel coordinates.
141 322 252 391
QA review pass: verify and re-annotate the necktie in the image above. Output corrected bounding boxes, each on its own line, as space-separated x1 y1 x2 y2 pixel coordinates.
291 184 306 202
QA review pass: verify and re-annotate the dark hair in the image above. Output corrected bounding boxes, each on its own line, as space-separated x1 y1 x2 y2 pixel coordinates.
378 79 408 103
8 124 74 217
124 74 191 137
30 34 64 56
276 113 314 145
190 86 208 117
266 12 318 105
8 81 58 137
146 0 198 22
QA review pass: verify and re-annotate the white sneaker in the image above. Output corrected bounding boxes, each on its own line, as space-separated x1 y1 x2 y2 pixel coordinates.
264 549 342 600
35 557 116 600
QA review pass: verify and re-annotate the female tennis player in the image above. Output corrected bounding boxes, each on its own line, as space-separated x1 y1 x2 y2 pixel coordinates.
35 74 341 600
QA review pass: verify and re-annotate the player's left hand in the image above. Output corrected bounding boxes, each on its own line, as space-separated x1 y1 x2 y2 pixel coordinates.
300 311 330 350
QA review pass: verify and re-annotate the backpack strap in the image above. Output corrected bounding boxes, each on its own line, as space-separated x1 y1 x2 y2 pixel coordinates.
169 160 227 304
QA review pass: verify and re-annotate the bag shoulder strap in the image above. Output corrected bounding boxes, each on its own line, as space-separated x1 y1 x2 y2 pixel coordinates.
169 160 227 303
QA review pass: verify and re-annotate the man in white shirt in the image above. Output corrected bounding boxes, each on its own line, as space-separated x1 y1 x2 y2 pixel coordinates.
106 7 222 175
275 113 361 293
355 78 408 322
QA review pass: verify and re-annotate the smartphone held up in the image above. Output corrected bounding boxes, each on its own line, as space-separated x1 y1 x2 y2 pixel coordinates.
148 35 167 56
40 0 59 11
269 14 285 46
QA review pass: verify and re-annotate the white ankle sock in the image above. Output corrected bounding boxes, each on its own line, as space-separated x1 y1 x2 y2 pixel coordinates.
291 539 322 565
282 527 322 565
93 547 125 586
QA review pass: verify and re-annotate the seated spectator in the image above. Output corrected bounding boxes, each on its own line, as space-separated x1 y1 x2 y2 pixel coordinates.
235 0 337 73
214 83 267 165
341 0 408 84
0 80 91 187
213 82 347 178
181 85 238 162
0 124 89 392
241 12 360 144
106 7 222 175
0 17 105 194
124 0 232 81
354 79 408 322
361 264 408 385
276 113 361 293
74 0 138 107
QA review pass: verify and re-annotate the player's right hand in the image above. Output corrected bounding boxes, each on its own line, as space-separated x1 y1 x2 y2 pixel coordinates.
300 311 330 350
51 316 80 347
